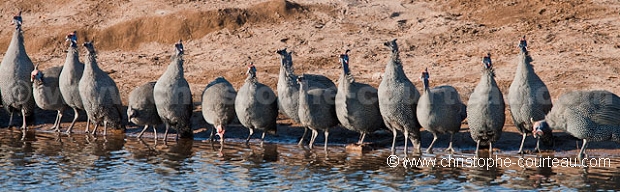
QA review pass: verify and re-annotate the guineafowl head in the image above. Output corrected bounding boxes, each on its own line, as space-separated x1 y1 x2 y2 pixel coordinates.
66 31 78 48
384 39 398 54
483 53 492 69
276 48 294 74
246 63 257 79
83 42 96 54
420 68 430 89
296 75 309 89
518 35 528 54
30 64 43 85
175 39 184 56
532 119 555 146
11 11 22 30
339 50 351 75
127 108 138 123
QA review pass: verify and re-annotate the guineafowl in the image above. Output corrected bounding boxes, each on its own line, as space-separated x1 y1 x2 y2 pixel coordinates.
235 63 278 145
128 81 162 139
201 76 237 143
416 68 467 154
31 65 66 132
533 90 620 160
78 42 124 135
378 39 422 155
59 31 87 133
508 35 553 154
276 48 336 145
0 11 35 138
335 50 384 144
154 40 194 140
467 53 506 157
297 75 338 150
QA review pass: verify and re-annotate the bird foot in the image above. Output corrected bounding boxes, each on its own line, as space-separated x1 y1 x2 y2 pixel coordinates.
425 149 434 154
444 147 455 153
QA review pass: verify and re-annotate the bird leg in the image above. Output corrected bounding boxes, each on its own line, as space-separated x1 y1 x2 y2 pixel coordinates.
20 109 27 140
92 122 99 135
66 108 80 134
50 111 61 131
209 126 215 142
517 132 527 154
298 127 308 146
85 118 90 134
261 131 266 145
324 129 329 152
404 130 410 156
444 133 455 153
475 140 480 158
153 125 158 140
426 134 438 154
164 124 170 141
534 137 541 153
21 108 27 130
55 110 63 132
409 135 422 155
245 128 254 146
309 129 318 149
489 142 493 157
358 133 367 144
8 111 14 128
103 121 107 136
578 139 588 161
391 129 398 155
137 125 149 138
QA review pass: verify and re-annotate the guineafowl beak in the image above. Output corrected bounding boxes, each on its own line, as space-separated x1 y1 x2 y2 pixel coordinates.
11 11 22 30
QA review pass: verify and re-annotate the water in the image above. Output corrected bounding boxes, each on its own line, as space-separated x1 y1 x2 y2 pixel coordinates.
0 129 618 191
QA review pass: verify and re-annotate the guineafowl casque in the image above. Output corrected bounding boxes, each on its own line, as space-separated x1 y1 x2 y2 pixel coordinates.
201 76 237 143
276 48 336 145
78 42 124 135
416 68 467 154
533 90 620 160
0 11 36 138
297 75 338 150
59 31 87 134
154 40 194 140
335 50 384 144
31 65 66 132
508 35 553 154
467 53 506 157
128 81 162 139
235 63 278 145
378 39 422 155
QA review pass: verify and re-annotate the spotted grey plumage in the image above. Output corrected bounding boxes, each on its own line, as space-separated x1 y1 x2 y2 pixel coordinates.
128 81 162 139
235 63 278 145
31 65 66 132
416 68 467 154
201 76 237 143
335 50 384 144
378 39 422 155
0 11 35 139
508 36 553 154
276 48 336 145
467 53 505 157
78 42 124 135
154 40 194 140
297 75 338 150
534 90 620 159
59 31 87 133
